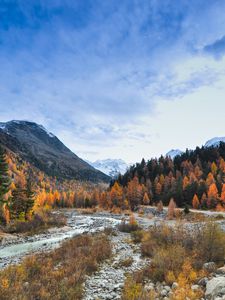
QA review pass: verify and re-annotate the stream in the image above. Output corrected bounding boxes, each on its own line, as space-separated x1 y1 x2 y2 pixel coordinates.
0 211 122 269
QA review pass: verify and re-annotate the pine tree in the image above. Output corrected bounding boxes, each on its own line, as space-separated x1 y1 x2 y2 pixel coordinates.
9 183 27 220
0 146 10 204
0 146 10 221
24 179 35 220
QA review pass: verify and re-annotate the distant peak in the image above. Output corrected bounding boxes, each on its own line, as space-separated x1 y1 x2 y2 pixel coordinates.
205 137 225 148
166 149 183 159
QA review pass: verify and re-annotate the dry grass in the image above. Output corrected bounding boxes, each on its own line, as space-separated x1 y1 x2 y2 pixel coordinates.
0 233 111 300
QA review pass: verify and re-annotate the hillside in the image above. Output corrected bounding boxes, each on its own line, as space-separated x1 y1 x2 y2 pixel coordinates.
0 120 109 182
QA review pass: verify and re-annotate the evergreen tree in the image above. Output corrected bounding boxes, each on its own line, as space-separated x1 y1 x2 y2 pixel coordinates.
0 146 10 221
9 183 27 220
0 146 10 204
24 179 35 220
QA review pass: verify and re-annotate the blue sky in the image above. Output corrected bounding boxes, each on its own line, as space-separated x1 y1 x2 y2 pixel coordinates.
1 0 225 162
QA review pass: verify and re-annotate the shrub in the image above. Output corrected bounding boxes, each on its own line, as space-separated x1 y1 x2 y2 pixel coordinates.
141 222 225 282
0 233 111 300
5 212 66 234
118 215 140 233
119 257 133 268
121 276 156 300
131 230 144 244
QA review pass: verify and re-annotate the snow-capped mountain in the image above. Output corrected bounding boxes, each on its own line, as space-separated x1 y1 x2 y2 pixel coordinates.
89 159 129 178
205 137 225 148
165 149 183 159
0 120 109 182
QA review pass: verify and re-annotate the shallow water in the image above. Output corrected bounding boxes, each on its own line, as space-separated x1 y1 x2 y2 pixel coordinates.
0 214 121 268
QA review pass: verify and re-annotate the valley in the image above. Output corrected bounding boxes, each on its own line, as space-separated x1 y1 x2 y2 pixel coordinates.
1 208 225 299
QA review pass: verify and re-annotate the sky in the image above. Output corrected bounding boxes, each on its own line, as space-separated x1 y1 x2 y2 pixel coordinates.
0 0 225 163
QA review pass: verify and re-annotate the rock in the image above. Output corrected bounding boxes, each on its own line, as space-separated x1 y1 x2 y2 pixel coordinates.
164 286 171 292
172 282 178 289
145 283 155 292
198 277 208 287
203 262 217 273
205 277 225 299
161 289 168 297
191 284 200 291
216 266 225 275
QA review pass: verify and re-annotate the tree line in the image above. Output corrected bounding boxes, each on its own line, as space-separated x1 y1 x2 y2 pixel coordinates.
112 143 225 210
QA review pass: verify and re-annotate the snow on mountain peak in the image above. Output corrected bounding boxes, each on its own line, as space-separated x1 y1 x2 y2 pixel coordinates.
166 149 183 159
89 159 129 178
0 120 55 138
204 137 225 148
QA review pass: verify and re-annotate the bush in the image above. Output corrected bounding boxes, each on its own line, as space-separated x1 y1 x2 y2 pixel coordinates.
0 233 111 300
131 230 144 243
5 212 66 234
141 222 225 282
119 257 133 268
118 214 140 233
122 276 156 300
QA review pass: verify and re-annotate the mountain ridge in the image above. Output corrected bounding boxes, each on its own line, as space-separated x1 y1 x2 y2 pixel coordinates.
0 120 110 182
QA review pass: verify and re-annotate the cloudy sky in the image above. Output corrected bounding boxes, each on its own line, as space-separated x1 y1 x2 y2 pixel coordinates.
1 0 225 163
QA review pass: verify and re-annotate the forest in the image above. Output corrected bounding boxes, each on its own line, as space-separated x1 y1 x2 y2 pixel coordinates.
1 143 225 226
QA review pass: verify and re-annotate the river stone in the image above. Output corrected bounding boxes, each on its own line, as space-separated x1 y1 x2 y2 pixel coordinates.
216 266 225 275
161 289 168 296
191 284 200 291
205 277 225 299
203 262 217 273
198 277 208 287
172 282 179 289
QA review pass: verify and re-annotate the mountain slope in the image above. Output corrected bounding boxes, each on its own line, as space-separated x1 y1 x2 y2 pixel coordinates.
89 159 129 178
0 120 110 182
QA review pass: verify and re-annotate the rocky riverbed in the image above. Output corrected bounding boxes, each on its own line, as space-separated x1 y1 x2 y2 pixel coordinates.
0 211 123 269
1 209 225 300
84 230 150 300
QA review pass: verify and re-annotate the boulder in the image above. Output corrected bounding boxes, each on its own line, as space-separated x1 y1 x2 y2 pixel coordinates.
205 277 225 299
216 266 225 275
203 262 217 273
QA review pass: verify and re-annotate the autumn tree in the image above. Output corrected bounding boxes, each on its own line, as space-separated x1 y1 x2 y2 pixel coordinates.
167 198 176 219
207 183 219 208
192 194 200 209
110 182 123 208
127 177 143 210
143 192 150 205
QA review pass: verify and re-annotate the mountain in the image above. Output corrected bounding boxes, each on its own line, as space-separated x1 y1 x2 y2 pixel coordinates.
0 120 110 182
89 159 129 178
165 149 183 159
205 137 225 148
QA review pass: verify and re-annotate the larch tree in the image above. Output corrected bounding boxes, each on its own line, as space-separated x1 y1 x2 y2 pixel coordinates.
167 198 176 219
143 192 150 205
192 194 200 209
